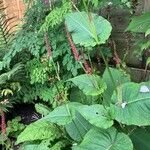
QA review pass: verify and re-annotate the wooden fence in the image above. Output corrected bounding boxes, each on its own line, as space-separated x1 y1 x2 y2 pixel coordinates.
3 0 25 24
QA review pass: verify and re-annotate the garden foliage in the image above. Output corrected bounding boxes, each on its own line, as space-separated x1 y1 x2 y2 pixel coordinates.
0 0 150 150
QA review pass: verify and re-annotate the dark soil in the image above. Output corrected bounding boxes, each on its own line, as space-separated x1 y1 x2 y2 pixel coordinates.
0 104 41 150
6 103 41 125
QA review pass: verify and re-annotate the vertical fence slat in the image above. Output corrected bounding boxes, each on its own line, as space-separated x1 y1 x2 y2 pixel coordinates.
16 0 21 19
3 0 25 21
144 0 150 12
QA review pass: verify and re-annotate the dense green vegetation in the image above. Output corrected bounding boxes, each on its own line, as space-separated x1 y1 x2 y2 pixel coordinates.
0 0 150 149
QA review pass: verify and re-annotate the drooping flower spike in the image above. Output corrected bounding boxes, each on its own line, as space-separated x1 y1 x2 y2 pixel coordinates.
65 24 80 61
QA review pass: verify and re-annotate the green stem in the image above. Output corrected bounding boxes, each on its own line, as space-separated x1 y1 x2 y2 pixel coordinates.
53 83 66 103
79 61 100 91
99 50 117 95
79 61 87 74
51 58 60 81
82 0 88 13
51 59 67 103
88 52 93 71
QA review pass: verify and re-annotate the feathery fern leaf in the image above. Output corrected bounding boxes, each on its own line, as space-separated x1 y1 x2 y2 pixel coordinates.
0 1 16 57
0 63 24 85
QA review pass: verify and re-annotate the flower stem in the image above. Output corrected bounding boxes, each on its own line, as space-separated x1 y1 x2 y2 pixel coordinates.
0 109 6 135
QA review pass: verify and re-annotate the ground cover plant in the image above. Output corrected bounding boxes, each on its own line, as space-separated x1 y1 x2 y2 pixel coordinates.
0 0 150 149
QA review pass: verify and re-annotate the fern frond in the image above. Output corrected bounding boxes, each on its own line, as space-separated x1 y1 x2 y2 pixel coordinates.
0 1 17 57
0 63 24 85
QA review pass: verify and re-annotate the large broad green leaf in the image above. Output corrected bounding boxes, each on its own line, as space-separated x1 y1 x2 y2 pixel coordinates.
41 102 91 142
130 127 150 150
65 11 112 47
126 12 150 33
20 143 49 150
65 112 91 142
68 74 107 96
21 140 69 150
111 82 150 126
16 120 61 144
77 104 114 129
70 88 99 105
44 102 82 125
35 103 51 116
103 68 130 105
73 127 133 150
49 140 69 150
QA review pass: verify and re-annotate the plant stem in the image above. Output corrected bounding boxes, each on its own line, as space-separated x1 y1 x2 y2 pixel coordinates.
99 49 118 95
51 58 60 81
82 0 88 13
88 52 93 71
79 2 115 91
53 83 66 103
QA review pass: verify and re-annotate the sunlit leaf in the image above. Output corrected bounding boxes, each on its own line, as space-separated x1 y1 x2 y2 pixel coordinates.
65 11 112 47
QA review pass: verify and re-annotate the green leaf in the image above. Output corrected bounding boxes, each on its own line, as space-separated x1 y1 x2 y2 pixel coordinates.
146 57 150 66
49 140 69 150
68 74 107 96
44 102 82 125
90 0 99 7
103 68 130 105
77 104 114 129
16 120 61 144
65 11 112 47
35 103 51 116
20 143 49 150
130 127 150 150
70 88 98 105
126 12 150 33
42 103 92 142
145 28 150 37
40 1 72 31
111 82 150 126
65 112 91 142
73 127 133 150
141 41 150 51
6 116 25 136
0 63 24 85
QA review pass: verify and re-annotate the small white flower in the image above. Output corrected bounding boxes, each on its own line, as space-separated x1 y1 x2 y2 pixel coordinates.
140 85 150 93
121 102 127 109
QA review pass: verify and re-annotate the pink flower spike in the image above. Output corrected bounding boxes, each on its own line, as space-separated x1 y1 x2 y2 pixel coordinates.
65 24 80 61
0 109 6 135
